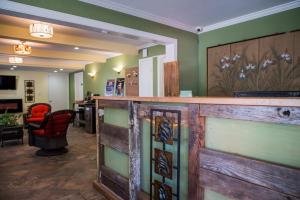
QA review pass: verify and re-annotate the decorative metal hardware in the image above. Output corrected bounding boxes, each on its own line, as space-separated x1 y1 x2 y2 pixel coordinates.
150 109 181 199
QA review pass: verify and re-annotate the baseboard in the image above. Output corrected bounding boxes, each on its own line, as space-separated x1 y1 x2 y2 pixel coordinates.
93 180 123 200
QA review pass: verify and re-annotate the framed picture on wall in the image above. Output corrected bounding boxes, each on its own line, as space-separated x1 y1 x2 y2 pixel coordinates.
24 80 35 103
115 78 125 96
105 79 115 96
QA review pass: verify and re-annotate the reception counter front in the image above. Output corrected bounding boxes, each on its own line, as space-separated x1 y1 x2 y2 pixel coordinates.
92 96 300 200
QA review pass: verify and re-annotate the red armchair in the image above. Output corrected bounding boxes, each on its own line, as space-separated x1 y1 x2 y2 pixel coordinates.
28 110 75 156
23 103 51 128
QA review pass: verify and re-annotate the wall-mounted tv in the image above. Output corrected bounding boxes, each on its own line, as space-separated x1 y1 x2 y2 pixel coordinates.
0 75 16 90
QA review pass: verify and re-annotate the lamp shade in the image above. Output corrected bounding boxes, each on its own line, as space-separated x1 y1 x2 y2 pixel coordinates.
29 23 53 38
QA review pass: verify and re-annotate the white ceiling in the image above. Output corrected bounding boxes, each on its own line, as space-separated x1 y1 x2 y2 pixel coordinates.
0 14 150 46
81 0 298 32
0 38 122 58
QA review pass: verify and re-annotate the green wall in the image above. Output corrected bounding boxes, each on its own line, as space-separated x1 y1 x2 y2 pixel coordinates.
84 54 138 96
138 45 166 59
13 0 199 95
198 7 300 96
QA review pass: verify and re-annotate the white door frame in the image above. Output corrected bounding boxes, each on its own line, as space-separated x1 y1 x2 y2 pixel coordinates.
0 0 177 61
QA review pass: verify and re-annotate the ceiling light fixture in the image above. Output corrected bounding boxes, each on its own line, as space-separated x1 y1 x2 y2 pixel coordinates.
10 68 15 70
74 47 79 50
29 23 53 38
59 68 63 71
12 65 17 68
9 57 23 64
14 41 32 55
54 70 58 73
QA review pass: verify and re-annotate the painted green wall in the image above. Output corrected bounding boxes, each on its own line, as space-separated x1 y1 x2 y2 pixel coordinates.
68 73 75 109
104 108 129 178
84 54 138 96
198 7 300 96
138 45 166 59
13 0 199 95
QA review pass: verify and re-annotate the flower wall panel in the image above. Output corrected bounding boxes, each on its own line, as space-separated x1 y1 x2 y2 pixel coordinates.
207 31 300 96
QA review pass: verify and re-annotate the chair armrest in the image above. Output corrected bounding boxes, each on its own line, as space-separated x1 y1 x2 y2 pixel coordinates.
28 122 42 129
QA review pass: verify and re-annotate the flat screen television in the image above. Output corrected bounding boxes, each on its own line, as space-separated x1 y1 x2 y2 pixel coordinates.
0 75 16 90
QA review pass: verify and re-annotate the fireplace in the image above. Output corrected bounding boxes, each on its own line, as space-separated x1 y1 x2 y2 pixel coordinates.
0 99 23 113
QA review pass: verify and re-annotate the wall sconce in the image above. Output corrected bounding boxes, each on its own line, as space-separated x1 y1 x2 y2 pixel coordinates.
113 65 124 74
88 72 96 79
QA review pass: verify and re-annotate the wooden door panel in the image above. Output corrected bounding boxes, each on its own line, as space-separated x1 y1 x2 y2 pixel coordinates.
207 44 231 96
258 33 294 91
164 61 179 96
293 31 300 90
231 39 259 92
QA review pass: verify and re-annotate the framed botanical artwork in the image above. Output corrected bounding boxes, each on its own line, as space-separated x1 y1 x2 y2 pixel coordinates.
207 31 300 96
24 80 35 103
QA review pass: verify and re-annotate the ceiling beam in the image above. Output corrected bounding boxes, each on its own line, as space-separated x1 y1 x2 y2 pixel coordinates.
0 44 107 63
0 23 138 55
0 60 85 70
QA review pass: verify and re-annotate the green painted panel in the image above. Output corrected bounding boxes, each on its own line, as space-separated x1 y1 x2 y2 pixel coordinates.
84 54 138 97
104 108 128 128
141 120 189 199
103 107 129 177
206 118 300 168
104 146 129 178
69 72 75 109
138 45 165 58
198 8 300 96
13 0 199 95
204 189 232 200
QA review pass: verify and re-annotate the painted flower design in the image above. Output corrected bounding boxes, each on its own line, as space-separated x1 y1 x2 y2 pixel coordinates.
239 69 246 80
245 63 256 71
221 63 230 69
280 52 292 63
262 59 273 69
220 55 231 70
220 55 230 63
232 54 241 62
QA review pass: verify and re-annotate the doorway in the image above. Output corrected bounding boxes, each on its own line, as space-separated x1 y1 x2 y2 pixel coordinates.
48 73 69 111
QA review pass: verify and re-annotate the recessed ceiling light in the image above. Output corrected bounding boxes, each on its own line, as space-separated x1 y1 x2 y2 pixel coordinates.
74 47 79 50
9 57 23 64
10 68 14 70
59 68 63 71
12 65 17 68
54 70 58 73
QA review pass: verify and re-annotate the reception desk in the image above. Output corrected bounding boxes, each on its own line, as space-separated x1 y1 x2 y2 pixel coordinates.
92 96 300 200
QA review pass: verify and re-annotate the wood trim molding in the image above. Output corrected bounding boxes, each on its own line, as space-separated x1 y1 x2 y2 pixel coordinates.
93 181 124 200
128 102 141 199
98 100 129 110
101 123 129 154
199 104 300 125
188 104 205 200
199 168 299 200
200 148 300 197
93 96 300 107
